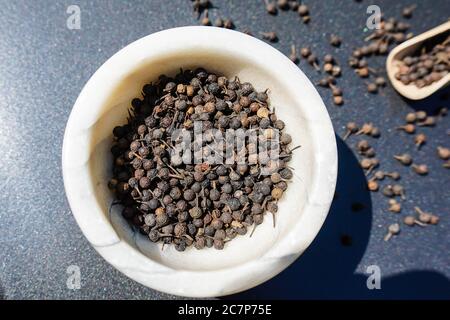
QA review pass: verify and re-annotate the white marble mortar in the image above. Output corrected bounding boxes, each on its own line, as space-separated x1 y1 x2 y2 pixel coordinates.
62 26 338 297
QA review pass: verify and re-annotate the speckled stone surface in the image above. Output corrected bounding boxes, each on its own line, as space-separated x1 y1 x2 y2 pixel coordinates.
0 0 448 299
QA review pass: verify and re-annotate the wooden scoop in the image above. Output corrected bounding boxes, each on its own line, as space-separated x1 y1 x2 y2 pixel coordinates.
386 21 450 100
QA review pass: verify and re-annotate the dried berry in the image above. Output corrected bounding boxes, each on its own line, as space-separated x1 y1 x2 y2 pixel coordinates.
333 95 343 106
300 47 311 58
388 199 401 213
367 180 379 192
109 68 294 251
437 146 450 160
384 223 400 241
356 123 374 136
297 4 309 16
343 122 358 140
289 44 298 63
265 0 277 15
405 112 416 123
402 5 416 18
386 171 400 180
201 9 210 26
412 164 428 175
394 153 412 166
417 116 436 127
223 18 234 29
403 216 426 227
329 34 342 47
382 185 394 198
392 184 405 199
367 83 378 93
414 133 426 149
396 124 415 134
261 31 278 42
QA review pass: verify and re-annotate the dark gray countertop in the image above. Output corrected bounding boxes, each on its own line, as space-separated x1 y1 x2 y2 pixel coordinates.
0 0 449 299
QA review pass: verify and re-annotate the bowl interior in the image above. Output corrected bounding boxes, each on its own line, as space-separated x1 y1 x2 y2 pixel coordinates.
88 46 318 271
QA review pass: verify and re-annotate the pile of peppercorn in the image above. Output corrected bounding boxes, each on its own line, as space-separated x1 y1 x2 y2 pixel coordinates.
395 34 449 88
108 68 294 251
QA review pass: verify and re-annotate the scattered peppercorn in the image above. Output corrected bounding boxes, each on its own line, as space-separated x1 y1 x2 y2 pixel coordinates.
417 116 436 127
405 112 416 123
343 122 358 140
261 31 278 42
297 4 309 17
265 0 277 15
437 146 450 160
277 0 289 10
412 163 428 175
397 124 415 134
333 95 344 106
329 34 342 47
403 215 426 227
414 133 426 149
367 179 379 192
394 153 413 166
388 199 401 213
289 44 298 64
223 18 234 29
402 5 416 18
201 9 210 26
367 82 378 93
384 223 400 241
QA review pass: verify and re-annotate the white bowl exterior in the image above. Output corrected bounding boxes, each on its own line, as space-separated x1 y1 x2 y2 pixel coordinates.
62 26 337 297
